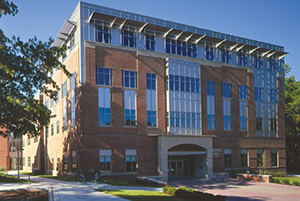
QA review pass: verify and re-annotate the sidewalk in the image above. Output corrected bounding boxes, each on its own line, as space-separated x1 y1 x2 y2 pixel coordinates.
1 170 162 201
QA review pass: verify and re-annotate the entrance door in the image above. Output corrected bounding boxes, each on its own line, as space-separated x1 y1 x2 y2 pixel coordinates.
168 157 194 179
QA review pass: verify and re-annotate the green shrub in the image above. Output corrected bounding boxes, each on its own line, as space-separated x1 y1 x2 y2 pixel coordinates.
282 179 290 185
264 171 287 177
0 166 6 171
273 179 280 183
175 187 227 201
163 186 177 195
292 181 299 186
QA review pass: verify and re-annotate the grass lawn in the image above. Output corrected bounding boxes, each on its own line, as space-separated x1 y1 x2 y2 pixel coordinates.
273 176 300 184
100 179 147 187
20 171 76 182
97 190 187 201
0 175 38 183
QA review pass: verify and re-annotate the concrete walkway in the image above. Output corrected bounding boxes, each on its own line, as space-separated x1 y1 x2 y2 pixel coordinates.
168 178 300 201
1 171 162 201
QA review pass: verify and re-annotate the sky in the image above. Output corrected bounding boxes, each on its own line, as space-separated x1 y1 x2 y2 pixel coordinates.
1 0 299 80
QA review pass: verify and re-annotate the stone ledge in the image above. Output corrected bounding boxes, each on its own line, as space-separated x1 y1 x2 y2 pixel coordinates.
236 173 273 183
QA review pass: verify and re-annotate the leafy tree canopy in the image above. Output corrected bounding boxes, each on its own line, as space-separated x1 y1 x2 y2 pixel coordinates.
0 0 70 138
285 64 300 172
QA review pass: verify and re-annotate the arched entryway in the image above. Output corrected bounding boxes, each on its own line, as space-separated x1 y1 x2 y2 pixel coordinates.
168 144 207 179
157 135 213 181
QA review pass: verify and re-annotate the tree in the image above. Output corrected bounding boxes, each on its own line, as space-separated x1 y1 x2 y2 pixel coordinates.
0 0 70 138
285 64 300 172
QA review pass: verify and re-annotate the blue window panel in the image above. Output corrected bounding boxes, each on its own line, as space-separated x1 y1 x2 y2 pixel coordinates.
239 85 247 100
240 117 247 130
123 70 136 88
174 76 180 91
125 109 136 126
207 114 215 129
222 83 231 98
224 116 231 130
56 90 59 103
180 77 185 92
207 81 215 96
62 81 67 99
255 87 263 101
146 34 155 51
70 73 75 91
96 67 111 86
254 57 263 69
96 26 111 43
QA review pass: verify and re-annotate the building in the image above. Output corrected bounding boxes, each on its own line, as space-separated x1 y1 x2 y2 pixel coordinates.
21 2 287 180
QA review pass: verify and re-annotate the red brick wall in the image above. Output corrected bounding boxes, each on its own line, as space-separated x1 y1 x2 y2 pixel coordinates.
201 64 286 174
81 45 166 175
0 130 9 170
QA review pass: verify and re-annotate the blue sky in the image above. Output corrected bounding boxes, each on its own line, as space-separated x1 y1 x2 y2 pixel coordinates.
1 0 299 80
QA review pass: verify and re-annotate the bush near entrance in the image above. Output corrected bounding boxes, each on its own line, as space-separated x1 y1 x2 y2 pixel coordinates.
163 186 227 201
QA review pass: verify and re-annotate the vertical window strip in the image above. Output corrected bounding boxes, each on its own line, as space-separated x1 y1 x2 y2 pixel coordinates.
70 73 75 91
241 149 248 167
71 91 75 128
122 29 136 48
98 88 111 126
62 81 67 99
124 90 136 126
239 101 247 130
147 73 157 127
223 99 231 130
239 85 247 100
224 149 232 168
207 81 215 129
63 99 67 131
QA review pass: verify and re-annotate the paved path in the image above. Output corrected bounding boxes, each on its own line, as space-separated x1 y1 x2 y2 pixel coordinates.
1 171 162 201
168 178 300 201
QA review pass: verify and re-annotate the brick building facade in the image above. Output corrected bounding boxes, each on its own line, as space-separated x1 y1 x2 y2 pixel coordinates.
19 2 287 180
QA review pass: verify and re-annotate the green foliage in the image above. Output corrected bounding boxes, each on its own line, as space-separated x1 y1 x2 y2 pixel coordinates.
163 186 177 195
292 181 299 186
285 64 300 173
273 179 280 183
0 166 6 171
0 0 70 138
283 179 290 185
264 171 286 177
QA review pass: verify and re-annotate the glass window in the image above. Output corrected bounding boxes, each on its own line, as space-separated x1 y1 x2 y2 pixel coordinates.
62 81 67 99
147 73 157 127
63 153 68 172
240 101 247 130
254 57 263 69
169 75 200 93
165 38 197 58
46 126 49 138
126 155 137 172
100 156 112 173
96 67 111 86
241 149 248 168
123 70 136 88
145 34 155 51
71 91 75 128
57 120 59 134
57 154 60 171
72 151 76 173
257 149 264 167
270 118 277 131
255 87 263 101
207 81 215 129
96 25 111 43
221 50 230 64
99 88 111 126
269 89 277 102
222 83 231 98
124 90 136 126
56 90 59 103
205 46 214 61
256 118 263 131
238 53 248 66
271 149 277 166
239 85 247 100
50 99 53 108
70 73 75 91
269 60 277 71
63 99 67 131
223 99 231 130
224 149 232 168
51 123 54 136
28 156 31 168
45 100 49 109
122 29 136 48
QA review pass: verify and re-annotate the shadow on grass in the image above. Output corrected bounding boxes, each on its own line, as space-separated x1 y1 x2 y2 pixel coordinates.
20 172 76 182
0 175 38 183
97 189 187 201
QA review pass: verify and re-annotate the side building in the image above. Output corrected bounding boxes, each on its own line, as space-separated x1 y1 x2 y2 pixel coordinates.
21 2 287 180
